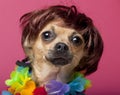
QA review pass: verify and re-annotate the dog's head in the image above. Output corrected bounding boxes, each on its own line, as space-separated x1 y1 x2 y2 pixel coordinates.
20 5 103 75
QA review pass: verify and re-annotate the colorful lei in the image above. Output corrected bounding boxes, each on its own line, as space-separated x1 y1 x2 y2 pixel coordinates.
2 60 91 95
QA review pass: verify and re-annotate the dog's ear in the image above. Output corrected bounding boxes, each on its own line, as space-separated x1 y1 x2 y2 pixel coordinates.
75 26 104 75
22 36 34 61
20 9 50 60
19 11 42 60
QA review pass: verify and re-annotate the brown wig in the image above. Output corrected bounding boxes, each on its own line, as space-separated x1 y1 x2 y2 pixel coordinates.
20 5 104 75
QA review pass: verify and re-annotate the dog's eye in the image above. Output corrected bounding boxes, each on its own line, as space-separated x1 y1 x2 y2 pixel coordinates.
42 31 55 41
71 36 83 46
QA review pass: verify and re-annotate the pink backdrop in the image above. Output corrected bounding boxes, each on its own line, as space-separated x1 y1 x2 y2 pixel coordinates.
0 0 120 95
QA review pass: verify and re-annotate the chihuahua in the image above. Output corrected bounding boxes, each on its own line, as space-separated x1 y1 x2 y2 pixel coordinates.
20 5 103 86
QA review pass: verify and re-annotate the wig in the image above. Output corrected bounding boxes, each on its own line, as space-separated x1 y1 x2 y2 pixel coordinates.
20 5 104 75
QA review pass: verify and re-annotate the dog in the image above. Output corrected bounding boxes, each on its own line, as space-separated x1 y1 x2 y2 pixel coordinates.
20 5 103 87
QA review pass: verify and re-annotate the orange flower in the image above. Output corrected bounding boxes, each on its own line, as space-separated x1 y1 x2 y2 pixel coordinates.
20 80 36 95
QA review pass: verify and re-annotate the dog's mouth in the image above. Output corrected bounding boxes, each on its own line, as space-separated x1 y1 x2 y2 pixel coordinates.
45 54 73 66
51 57 69 65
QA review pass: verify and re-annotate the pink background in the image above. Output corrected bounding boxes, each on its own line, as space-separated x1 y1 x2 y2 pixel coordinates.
0 0 120 95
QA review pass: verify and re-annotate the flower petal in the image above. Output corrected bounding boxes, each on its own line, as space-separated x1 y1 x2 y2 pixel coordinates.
46 80 69 95
33 87 47 95
1 91 12 95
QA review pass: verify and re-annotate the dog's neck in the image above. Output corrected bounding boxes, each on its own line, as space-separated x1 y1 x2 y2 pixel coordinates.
31 61 74 86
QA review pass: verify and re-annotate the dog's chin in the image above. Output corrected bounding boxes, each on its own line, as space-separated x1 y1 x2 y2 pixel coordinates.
45 56 72 66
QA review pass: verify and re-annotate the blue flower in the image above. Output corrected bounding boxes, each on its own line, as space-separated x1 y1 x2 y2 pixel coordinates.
65 77 86 95
1 91 12 95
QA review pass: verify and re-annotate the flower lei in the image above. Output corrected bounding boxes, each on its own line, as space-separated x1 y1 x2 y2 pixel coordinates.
2 60 91 95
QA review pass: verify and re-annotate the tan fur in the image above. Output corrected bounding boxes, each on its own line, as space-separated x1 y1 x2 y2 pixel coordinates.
24 20 85 86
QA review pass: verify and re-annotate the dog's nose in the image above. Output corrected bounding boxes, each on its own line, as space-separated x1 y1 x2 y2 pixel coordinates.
55 42 69 53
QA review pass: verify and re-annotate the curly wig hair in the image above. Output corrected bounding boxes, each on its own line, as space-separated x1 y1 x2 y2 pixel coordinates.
20 5 104 75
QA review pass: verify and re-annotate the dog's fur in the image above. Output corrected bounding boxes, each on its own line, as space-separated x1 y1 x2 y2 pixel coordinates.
20 5 103 86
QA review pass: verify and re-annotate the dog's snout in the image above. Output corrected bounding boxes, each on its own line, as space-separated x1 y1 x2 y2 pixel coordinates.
55 42 69 53
46 42 73 65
